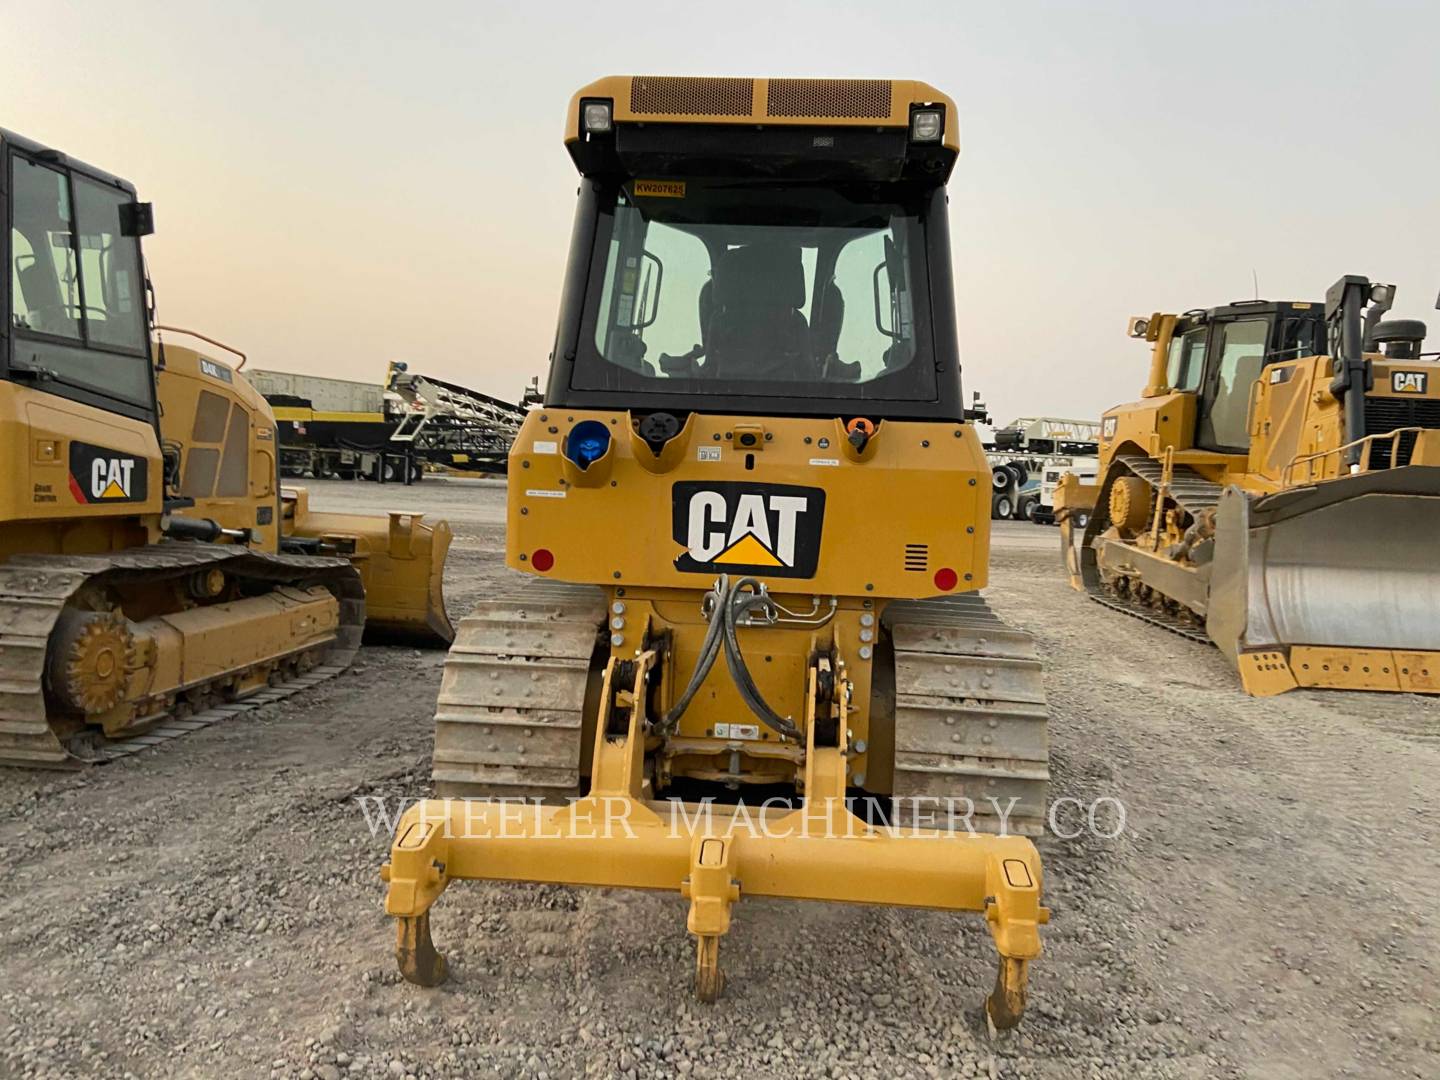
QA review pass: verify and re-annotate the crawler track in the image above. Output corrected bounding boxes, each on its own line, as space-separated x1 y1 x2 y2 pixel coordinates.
1089 590 1210 644
885 594 1049 835
430 581 605 799
1073 453 1223 645
0 544 364 767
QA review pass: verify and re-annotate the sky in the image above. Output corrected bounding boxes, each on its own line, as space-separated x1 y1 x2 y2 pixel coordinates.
5 0 1438 424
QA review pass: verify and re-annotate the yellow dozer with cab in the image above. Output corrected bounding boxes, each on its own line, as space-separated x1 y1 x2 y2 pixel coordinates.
1 127 453 766
1056 276 1440 696
381 76 1049 1028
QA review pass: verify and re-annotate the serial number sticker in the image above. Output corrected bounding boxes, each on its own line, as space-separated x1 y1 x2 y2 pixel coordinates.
808 457 840 467
633 179 686 198
714 723 760 740
533 440 558 454
697 446 722 462
524 488 567 499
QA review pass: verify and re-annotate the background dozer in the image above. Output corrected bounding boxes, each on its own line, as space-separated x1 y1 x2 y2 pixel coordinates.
1056 277 1440 695
0 128 452 766
153 335 456 647
382 76 1049 1028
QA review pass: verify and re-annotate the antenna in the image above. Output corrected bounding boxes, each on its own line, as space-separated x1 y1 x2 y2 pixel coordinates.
1252 268 1259 301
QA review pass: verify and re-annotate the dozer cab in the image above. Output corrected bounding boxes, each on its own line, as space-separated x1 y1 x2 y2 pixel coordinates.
0 128 452 766
1055 276 1440 695
381 76 1050 1028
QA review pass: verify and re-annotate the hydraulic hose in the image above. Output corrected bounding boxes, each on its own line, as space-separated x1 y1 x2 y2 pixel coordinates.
720 580 800 741
657 576 801 742
658 576 729 732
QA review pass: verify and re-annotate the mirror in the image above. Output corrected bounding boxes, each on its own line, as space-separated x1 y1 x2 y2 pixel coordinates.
872 260 892 337
635 250 663 329
871 235 908 340
119 201 154 238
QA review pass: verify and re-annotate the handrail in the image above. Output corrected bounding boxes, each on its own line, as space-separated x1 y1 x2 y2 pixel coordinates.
1149 445 1174 542
1281 426 1426 486
1244 376 1265 441
153 325 249 371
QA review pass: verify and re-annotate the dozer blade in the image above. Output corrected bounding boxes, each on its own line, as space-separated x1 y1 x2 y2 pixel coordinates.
1207 468 1440 695
1052 474 1100 591
283 489 455 648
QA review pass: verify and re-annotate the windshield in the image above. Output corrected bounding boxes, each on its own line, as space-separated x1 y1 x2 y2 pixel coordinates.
9 153 151 407
574 181 937 403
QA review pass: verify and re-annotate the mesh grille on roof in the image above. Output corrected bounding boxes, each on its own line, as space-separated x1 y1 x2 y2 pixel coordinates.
765 79 892 119
630 76 754 116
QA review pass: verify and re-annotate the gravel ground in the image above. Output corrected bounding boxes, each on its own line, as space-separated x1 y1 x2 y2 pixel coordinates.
2 479 1436 1079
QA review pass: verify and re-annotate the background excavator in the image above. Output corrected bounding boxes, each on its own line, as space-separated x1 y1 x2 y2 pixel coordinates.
1 127 452 766
1055 277 1440 695
381 75 1049 1029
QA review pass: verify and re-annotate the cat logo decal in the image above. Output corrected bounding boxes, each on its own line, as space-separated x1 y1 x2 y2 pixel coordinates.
672 482 824 578
68 442 148 504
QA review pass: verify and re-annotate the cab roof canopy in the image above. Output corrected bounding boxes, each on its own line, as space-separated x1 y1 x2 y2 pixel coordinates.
1174 299 1321 332
0 127 138 195
565 75 959 184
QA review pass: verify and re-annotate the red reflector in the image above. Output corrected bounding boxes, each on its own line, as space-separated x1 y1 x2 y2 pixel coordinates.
531 548 555 572
934 567 958 591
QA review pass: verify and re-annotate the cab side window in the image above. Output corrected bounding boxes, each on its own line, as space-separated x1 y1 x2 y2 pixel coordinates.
830 227 915 379
10 156 84 340
1165 329 1207 392
8 153 153 410
72 176 146 351
1198 318 1269 450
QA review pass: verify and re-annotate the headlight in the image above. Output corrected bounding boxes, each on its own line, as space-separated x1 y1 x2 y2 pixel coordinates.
910 108 943 143
581 99 613 134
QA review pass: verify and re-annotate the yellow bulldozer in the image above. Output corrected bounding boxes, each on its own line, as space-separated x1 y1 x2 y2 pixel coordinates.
1 127 453 766
381 76 1049 1028
1055 277 1440 695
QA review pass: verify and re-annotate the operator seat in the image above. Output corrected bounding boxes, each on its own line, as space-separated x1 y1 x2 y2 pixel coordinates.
15 260 68 336
705 243 812 381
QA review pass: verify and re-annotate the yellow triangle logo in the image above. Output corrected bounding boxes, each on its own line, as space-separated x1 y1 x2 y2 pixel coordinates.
712 533 783 567
100 480 127 498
